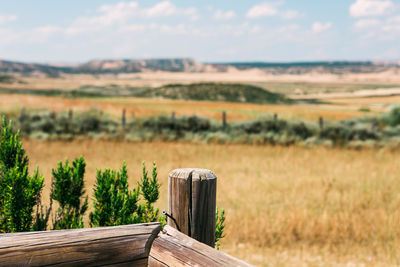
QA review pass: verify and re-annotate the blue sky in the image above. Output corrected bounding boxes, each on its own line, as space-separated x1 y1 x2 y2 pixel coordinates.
0 0 399 63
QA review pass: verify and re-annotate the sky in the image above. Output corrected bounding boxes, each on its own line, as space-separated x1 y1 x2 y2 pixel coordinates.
0 0 399 63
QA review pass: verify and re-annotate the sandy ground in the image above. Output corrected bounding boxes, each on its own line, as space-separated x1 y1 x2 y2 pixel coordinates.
3 68 400 91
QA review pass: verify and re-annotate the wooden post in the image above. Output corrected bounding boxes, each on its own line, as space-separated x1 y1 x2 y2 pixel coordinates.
19 108 25 122
122 108 126 127
168 168 217 247
371 118 376 132
273 113 278 121
319 116 324 130
222 111 227 129
68 109 73 120
171 111 175 123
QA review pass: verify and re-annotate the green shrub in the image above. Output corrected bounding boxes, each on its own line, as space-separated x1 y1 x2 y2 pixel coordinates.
90 162 140 226
215 207 225 250
138 162 162 223
383 106 400 126
89 161 163 227
51 157 88 229
0 117 44 232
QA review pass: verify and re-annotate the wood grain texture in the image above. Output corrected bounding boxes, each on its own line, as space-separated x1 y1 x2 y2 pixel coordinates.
168 168 217 247
149 226 253 267
0 222 162 267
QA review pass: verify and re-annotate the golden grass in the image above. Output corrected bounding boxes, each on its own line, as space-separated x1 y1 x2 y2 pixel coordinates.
0 93 377 122
23 140 400 266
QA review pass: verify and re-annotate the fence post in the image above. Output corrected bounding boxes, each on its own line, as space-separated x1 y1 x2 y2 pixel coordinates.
167 168 217 247
319 116 324 130
122 108 126 127
273 113 278 122
222 111 227 129
371 118 376 132
19 108 25 122
171 111 175 123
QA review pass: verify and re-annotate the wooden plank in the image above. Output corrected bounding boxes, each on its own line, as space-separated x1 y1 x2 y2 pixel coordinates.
149 226 253 267
0 222 162 267
168 168 217 247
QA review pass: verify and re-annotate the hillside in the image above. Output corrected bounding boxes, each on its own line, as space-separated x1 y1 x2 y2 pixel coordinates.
136 83 292 104
1 58 399 76
77 58 205 73
0 60 71 76
213 61 398 74
0 82 292 104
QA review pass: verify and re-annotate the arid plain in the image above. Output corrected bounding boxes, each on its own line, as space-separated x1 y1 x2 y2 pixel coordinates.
2 69 400 266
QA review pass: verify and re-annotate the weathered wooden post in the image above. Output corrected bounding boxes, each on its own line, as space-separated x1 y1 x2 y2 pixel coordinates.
19 108 25 122
68 109 73 120
222 111 227 129
371 118 376 132
122 108 126 128
273 113 278 122
167 168 217 247
319 116 324 130
171 111 175 123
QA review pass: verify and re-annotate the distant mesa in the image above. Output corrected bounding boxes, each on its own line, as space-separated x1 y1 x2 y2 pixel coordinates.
0 58 399 76
77 58 205 73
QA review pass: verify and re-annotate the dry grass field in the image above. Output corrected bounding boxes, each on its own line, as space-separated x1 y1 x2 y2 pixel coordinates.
23 140 400 266
3 71 400 265
0 93 382 122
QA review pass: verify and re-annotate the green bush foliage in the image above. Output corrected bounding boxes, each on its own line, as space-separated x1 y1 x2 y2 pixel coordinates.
0 117 44 232
90 162 140 226
90 162 162 227
383 106 400 126
51 157 88 229
215 208 225 250
0 117 226 247
11 107 400 147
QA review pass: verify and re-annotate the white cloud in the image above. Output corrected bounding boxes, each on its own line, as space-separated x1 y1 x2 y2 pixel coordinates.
144 1 198 20
354 15 400 39
182 7 199 21
0 14 17 24
65 1 139 35
354 18 381 29
312 22 332 33
119 24 148 33
350 0 394 17
144 1 176 17
281 10 304 20
64 1 198 35
246 2 282 18
213 10 236 20
159 24 188 35
382 15 400 32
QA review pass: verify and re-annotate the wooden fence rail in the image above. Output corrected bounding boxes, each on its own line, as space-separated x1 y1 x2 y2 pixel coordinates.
0 223 161 267
149 225 252 267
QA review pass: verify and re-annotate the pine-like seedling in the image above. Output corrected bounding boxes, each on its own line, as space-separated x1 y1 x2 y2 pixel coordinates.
0 117 44 233
138 162 162 223
90 162 140 227
51 157 88 229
